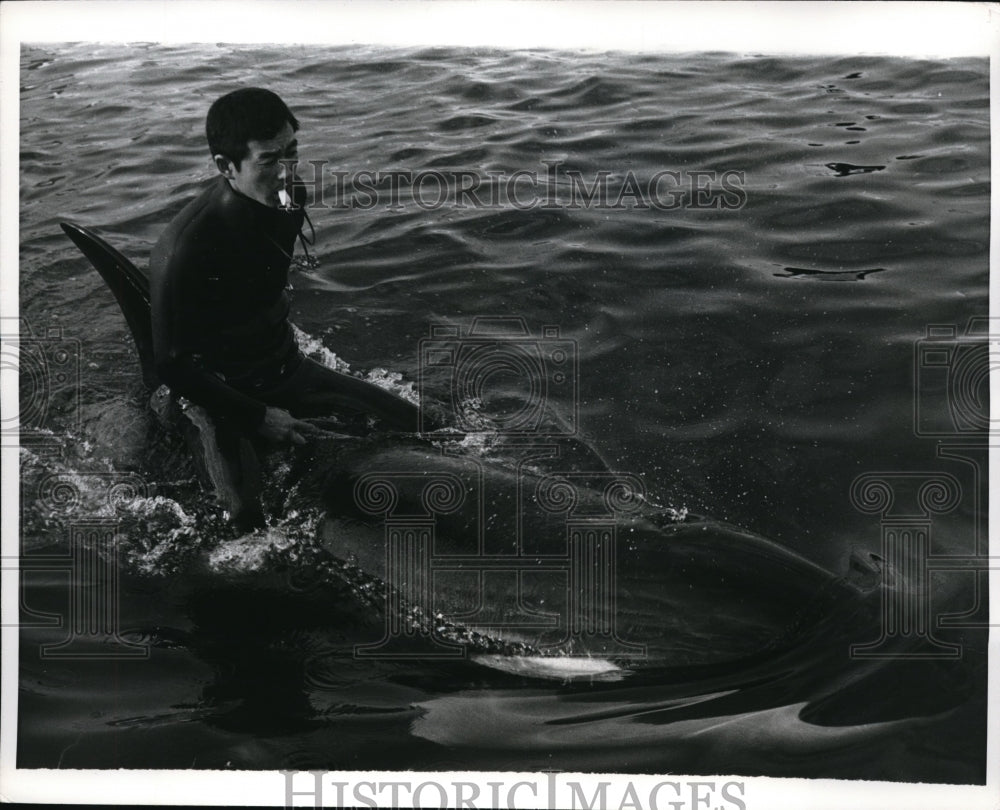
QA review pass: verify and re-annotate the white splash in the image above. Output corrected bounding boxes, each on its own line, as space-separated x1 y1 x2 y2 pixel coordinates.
292 323 422 406
292 323 353 374
116 496 199 575
206 526 297 574
472 654 625 682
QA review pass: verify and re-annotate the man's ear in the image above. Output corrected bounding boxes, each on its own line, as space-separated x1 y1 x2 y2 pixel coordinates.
213 154 235 178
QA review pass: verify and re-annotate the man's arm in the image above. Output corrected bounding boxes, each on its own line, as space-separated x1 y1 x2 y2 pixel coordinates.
157 353 312 443
156 352 268 432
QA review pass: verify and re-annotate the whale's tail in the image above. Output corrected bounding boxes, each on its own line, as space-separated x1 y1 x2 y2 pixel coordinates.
60 221 158 389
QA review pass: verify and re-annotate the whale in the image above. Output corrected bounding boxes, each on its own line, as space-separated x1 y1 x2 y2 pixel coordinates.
57 220 889 686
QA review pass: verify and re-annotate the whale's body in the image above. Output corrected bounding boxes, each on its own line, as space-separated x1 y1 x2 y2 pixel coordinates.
290 432 879 675
60 220 880 682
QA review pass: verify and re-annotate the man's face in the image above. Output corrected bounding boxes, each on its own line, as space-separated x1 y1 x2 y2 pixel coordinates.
217 121 298 208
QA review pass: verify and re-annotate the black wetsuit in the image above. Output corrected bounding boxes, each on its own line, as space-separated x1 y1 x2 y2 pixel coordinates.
150 176 424 527
151 176 422 431
150 175 305 432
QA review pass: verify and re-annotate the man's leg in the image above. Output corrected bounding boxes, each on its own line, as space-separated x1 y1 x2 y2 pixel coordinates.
182 405 266 531
266 357 425 432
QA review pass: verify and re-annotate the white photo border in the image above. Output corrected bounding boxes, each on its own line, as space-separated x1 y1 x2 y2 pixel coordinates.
1 1 997 807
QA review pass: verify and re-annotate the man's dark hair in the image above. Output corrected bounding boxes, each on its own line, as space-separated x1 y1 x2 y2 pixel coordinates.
206 88 299 168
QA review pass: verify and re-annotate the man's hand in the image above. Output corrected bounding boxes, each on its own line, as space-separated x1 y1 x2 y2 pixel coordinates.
258 406 317 445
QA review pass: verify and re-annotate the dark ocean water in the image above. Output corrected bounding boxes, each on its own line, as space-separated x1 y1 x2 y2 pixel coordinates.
16 43 990 782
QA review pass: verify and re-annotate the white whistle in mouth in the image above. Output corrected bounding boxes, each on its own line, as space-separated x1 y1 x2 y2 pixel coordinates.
277 188 291 208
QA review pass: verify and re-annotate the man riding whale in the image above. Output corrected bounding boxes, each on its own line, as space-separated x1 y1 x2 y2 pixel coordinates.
149 88 432 530
59 87 896 681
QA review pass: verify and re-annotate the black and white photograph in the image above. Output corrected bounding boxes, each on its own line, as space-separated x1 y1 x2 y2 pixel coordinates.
1 2 996 808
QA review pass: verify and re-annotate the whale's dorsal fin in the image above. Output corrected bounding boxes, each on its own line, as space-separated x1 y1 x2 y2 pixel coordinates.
60 221 158 389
